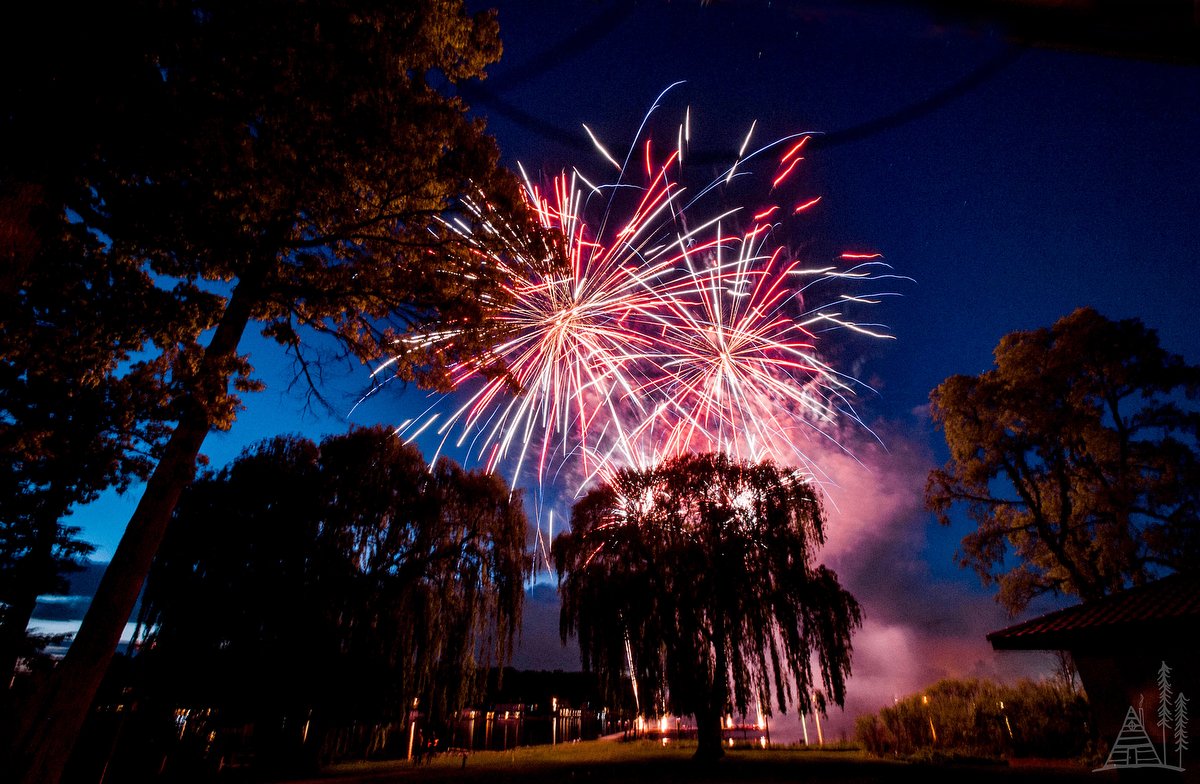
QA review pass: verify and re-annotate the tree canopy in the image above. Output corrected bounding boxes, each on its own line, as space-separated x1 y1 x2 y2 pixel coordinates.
555 452 860 760
0 206 197 681
926 307 1200 614
4 2 562 781
136 427 529 769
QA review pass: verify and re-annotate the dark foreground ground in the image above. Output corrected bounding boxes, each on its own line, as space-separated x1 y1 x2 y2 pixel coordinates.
275 741 1113 784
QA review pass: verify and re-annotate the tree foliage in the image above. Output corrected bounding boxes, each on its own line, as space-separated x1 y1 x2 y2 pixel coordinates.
555 452 860 760
0 207 202 679
927 307 1200 614
6 0 557 404
855 677 1093 759
3 2 562 779
136 427 529 767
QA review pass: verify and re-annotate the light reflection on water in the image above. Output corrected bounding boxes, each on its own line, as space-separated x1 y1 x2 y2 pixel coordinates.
444 711 618 751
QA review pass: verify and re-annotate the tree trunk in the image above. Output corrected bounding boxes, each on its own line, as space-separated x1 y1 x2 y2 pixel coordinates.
8 273 263 784
694 615 728 761
694 706 725 761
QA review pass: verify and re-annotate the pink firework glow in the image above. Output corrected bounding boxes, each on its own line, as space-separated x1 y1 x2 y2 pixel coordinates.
371 95 904 509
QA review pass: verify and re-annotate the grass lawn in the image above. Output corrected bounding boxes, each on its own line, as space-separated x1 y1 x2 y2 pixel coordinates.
292 740 1104 784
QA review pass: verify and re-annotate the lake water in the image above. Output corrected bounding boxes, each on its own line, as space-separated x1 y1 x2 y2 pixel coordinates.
443 710 620 750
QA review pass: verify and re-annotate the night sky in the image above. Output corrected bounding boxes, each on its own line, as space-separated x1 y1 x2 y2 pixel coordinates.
40 0 1200 741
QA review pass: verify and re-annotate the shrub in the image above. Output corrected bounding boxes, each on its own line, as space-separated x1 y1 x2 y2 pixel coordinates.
854 677 1092 759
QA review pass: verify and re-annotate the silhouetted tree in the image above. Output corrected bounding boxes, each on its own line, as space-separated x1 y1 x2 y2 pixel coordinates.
133 435 326 744
4 2 561 780
314 427 529 725
926 307 1200 614
0 209 193 682
555 452 860 760
135 427 529 771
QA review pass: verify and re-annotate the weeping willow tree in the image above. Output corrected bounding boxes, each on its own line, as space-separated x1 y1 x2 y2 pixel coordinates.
136 426 528 769
555 452 860 760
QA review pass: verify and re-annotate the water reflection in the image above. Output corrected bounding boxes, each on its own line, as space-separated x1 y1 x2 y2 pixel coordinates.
445 707 618 751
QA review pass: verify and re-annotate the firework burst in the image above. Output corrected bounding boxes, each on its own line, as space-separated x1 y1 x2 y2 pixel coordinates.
370 94 904 522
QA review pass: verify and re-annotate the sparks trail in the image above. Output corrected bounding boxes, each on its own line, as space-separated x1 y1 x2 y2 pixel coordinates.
365 96 906 526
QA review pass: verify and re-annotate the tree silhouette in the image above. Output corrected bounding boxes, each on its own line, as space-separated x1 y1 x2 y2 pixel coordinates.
136 427 529 771
926 307 1200 614
4 2 562 780
555 452 860 760
0 209 188 681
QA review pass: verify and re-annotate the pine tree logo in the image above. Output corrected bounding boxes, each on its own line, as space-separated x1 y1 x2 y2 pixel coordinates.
1176 692 1190 770
1094 661 1187 773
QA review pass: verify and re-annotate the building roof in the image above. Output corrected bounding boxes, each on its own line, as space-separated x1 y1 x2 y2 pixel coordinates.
987 571 1200 651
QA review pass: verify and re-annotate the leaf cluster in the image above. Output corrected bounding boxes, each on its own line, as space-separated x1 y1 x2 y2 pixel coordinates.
555 452 860 722
926 307 1200 613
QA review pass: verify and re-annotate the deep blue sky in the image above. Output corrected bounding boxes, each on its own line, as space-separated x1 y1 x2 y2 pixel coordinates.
50 0 1199 739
